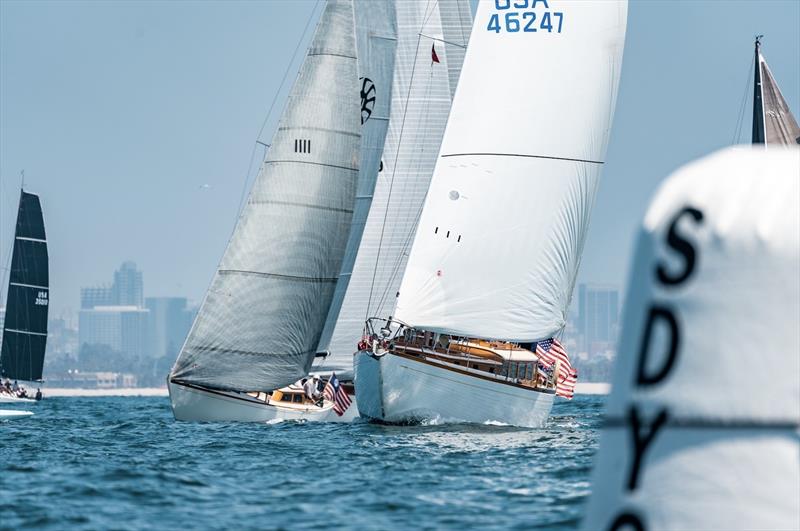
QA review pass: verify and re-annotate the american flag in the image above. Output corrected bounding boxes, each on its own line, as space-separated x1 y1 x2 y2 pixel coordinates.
323 373 352 416
535 338 577 399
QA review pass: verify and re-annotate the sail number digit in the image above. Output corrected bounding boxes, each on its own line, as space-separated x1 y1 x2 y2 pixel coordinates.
35 291 48 306
488 0 563 34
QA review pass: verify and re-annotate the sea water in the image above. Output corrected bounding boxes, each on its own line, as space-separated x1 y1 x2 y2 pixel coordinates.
0 395 605 530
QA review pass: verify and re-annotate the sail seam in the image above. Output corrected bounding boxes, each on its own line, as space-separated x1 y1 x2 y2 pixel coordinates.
603 417 799 429
218 269 338 283
248 200 353 214
189 346 316 357
278 126 360 138
264 160 358 172
307 52 357 60
9 282 48 290
441 153 604 165
3 329 47 337
16 236 46 243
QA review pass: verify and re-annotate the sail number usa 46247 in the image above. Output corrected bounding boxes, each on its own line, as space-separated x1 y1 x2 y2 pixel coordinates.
487 0 563 34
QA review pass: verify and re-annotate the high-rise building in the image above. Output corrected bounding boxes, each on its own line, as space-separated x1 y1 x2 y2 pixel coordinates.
576 284 620 355
81 261 143 309
112 261 143 307
78 306 149 359
145 297 194 360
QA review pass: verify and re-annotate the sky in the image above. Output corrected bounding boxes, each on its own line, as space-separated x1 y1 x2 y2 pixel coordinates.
1 0 798 317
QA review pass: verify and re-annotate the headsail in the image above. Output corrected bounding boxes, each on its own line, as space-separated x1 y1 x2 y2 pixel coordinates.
320 0 473 370
0 191 49 382
394 0 628 342
316 0 398 358
171 0 361 392
583 146 800 530
752 38 800 145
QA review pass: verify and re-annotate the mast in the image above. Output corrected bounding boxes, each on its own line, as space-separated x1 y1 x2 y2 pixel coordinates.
170 0 362 392
752 36 765 144
0 190 49 382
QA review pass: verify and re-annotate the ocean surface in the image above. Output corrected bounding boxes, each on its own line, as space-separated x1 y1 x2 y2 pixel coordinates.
1 395 606 530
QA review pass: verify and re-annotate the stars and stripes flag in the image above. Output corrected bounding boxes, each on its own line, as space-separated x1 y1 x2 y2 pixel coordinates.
323 372 352 416
536 338 577 399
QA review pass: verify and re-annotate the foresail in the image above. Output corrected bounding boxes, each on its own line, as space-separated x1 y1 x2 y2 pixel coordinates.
322 0 472 370
316 0 398 359
170 0 361 392
758 51 800 145
0 191 49 381
394 0 628 342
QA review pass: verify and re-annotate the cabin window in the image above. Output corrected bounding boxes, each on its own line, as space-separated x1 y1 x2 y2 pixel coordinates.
281 394 292 402
293 394 303 403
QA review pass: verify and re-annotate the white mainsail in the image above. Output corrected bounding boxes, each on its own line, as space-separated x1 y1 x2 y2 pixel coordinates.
394 0 628 342
171 0 361 392
583 146 800 530
320 0 473 369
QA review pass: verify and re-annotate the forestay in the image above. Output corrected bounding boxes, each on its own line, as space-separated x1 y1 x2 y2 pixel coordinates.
394 0 628 342
322 0 473 370
171 0 361 392
583 146 800 530
316 0 398 358
0 191 49 382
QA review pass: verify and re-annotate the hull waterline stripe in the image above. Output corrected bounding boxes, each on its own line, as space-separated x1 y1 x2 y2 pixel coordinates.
441 152 604 165
3 328 47 337
10 282 48 290
219 269 338 283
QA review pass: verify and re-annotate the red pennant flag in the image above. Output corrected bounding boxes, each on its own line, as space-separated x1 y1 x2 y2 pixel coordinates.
431 44 440 64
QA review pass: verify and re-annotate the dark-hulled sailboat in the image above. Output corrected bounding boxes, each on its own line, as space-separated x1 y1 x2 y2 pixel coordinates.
0 190 49 404
752 36 800 146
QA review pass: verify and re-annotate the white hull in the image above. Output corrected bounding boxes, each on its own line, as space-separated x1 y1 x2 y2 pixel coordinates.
0 395 35 404
354 351 555 427
168 380 358 423
0 409 33 419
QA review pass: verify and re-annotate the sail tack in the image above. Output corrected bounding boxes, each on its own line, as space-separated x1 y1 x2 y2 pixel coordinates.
1 191 49 382
394 0 628 342
753 41 800 146
321 0 473 369
171 0 361 392
583 146 800 531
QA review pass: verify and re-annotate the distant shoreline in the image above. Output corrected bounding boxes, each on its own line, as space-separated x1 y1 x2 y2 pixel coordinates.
43 387 169 397
39 383 611 398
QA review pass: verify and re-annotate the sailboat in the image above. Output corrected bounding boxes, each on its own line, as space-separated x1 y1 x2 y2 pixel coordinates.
168 0 473 423
751 36 800 145
354 0 628 427
0 190 49 405
581 146 799 530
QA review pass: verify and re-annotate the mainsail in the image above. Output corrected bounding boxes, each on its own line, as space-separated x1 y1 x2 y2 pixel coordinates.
171 0 361 392
320 0 473 370
0 190 49 382
394 0 628 342
752 38 800 145
582 146 800 530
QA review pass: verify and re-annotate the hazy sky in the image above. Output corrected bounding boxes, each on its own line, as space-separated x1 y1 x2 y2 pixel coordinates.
1 0 798 317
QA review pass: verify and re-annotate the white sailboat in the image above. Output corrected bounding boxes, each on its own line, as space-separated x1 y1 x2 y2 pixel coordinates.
354 0 628 427
0 189 49 406
168 0 472 423
582 146 800 530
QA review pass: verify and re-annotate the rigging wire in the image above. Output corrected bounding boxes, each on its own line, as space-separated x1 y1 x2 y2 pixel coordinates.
732 51 755 145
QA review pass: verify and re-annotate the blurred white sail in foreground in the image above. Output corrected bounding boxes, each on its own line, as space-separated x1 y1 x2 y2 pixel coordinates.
583 145 800 530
